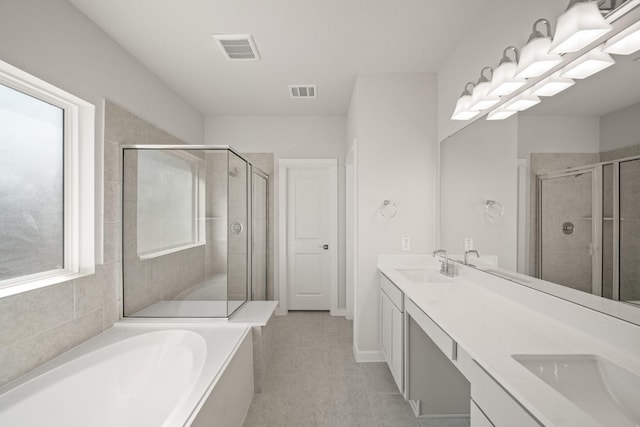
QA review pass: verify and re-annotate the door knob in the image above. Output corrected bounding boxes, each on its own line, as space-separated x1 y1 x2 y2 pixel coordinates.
319 244 329 250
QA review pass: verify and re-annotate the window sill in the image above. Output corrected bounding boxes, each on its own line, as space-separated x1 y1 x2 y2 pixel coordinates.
138 242 206 261
0 267 95 299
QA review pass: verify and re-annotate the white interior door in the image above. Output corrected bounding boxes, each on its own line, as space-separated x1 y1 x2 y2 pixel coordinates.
286 163 336 310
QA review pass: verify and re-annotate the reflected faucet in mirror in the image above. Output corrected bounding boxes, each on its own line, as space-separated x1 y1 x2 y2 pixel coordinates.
464 250 480 266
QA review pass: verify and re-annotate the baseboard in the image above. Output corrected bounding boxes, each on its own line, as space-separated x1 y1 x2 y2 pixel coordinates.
352 342 385 362
330 309 347 317
275 307 287 316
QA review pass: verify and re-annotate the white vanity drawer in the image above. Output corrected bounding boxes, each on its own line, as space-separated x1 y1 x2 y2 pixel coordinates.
380 273 404 311
405 298 457 361
470 400 494 427
471 361 542 427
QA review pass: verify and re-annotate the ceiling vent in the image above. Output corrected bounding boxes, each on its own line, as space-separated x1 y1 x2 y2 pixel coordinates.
289 85 317 98
213 34 260 61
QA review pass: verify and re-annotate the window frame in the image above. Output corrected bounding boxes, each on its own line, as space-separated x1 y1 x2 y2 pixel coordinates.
0 59 95 298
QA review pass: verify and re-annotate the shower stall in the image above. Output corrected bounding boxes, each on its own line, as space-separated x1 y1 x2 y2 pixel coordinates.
122 145 269 318
537 155 640 305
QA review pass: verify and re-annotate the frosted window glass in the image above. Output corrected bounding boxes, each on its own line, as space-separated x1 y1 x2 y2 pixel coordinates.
137 150 196 255
0 83 64 281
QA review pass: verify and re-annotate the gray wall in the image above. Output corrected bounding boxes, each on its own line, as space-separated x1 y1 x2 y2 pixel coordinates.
0 0 204 386
0 0 203 146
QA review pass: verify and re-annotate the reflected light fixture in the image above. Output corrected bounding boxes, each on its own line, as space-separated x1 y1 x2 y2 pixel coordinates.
550 0 612 54
488 46 527 96
560 44 615 79
530 71 576 96
487 108 518 121
503 90 541 111
604 20 640 55
515 19 563 78
451 82 480 120
470 67 501 111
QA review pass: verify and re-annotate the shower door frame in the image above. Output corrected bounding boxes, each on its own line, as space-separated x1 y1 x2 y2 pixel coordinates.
536 153 640 302
536 164 603 297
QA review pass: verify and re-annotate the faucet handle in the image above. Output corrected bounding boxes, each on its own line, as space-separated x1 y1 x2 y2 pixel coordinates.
432 249 447 257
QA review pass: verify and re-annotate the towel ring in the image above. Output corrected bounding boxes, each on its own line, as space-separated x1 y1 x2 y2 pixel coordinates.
379 200 398 219
485 200 504 219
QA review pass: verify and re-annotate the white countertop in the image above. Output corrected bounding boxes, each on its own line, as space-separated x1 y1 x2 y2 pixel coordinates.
378 259 640 427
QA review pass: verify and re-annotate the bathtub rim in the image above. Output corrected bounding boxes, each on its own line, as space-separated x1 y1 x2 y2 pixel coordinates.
0 322 252 427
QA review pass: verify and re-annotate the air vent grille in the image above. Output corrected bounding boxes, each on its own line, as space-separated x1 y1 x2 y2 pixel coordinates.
289 85 317 98
213 34 260 61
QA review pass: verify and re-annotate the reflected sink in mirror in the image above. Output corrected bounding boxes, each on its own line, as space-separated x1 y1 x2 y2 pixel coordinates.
513 354 640 427
394 269 452 283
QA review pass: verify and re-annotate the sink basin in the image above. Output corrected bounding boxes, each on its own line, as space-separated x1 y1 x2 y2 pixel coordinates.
513 354 640 427
394 269 451 283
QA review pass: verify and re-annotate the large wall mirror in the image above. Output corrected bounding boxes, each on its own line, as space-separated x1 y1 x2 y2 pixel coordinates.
441 3 640 325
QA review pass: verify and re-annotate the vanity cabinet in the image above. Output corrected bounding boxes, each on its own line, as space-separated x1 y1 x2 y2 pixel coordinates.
470 361 542 427
379 273 404 393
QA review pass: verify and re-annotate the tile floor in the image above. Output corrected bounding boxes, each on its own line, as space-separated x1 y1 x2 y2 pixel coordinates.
243 311 470 427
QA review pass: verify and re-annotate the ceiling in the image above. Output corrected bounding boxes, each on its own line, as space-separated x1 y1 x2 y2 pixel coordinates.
66 0 493 116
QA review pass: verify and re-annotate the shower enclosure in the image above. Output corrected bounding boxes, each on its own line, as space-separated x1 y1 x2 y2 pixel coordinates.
537 155 640 305
122 145 269 318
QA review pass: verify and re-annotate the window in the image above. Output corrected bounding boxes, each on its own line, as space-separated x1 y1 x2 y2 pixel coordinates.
0 60 95 298
135 149 205 258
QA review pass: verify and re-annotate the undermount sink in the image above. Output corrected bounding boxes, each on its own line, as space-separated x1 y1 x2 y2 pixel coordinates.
513 354 640 427
394 269 452 283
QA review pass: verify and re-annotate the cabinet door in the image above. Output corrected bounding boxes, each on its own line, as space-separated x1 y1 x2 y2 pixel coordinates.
379 291 392 363
390 303 403 391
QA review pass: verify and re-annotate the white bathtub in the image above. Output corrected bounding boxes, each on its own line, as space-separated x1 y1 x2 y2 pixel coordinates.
0 323 254 427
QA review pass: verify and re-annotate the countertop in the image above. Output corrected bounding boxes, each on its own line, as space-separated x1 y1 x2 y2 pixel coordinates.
378 260 640 427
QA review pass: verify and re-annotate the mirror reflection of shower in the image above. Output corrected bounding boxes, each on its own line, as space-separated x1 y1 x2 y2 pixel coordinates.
121 146 269 318
536 155 640 306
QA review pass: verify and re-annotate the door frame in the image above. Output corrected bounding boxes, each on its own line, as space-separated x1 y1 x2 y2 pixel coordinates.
278 159 338 315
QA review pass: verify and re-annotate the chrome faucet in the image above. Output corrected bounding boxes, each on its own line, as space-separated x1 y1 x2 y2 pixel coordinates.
464 249 480 266
433 249 455 277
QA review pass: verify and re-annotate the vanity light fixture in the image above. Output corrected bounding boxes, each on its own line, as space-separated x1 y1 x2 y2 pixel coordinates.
530 71 576 96
515 19 563 78
469 67 501 111
560 44 615 79
549 0 612 54
603 20 640 55
486 108 518 120
488 46 528 96
451 82 480 120
503 90 541 111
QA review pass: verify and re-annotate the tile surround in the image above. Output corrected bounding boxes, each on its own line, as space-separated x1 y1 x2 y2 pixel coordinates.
0 101 183 386
0 100 276 386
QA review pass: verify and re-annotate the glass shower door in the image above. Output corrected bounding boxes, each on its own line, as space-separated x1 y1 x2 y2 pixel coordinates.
538 169 599 294
619 158 640 305
227 152 248 316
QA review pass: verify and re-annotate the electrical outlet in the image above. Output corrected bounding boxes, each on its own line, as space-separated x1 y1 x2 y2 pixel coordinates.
401 237 411 252
464 237 474 252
